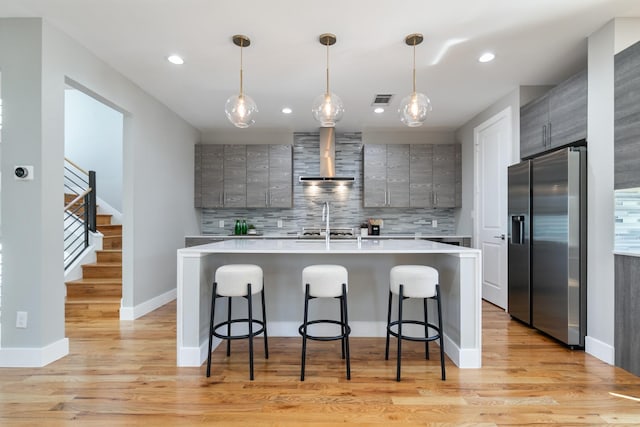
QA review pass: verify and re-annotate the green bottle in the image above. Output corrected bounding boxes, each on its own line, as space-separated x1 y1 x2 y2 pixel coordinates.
234 219 241 235
241 219 247 235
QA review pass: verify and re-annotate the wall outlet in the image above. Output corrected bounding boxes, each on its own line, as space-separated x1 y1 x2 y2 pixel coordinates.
16 311 28 328
277 219 283 228
432 219 438 228
218 220 224 228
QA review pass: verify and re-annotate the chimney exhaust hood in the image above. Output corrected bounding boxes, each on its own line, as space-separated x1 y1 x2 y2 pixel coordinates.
299 127 355 183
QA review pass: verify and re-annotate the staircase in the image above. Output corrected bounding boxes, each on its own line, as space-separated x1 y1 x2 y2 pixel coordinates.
65 208 122 319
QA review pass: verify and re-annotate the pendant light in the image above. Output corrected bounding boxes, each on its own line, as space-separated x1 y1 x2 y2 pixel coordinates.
311 33 344 127
225 35 258 128
398 33 432 127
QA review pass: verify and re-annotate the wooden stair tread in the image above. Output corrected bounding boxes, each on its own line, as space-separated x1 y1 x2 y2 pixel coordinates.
97 249 121 253
82 262 121 267
66 278 122 285
66 297 121 304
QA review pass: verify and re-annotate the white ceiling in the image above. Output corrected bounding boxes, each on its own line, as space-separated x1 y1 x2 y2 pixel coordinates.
2 0 640 134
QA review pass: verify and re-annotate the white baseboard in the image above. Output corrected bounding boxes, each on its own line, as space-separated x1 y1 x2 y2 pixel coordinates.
120 288 177 320
0 338 69 367
585 335 615 365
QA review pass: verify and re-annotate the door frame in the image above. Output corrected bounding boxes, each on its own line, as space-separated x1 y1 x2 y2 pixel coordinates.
473 106 513 308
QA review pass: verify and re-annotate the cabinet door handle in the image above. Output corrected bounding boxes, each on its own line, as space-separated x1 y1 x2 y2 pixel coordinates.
542 124 547 147
548 122 552 146
434 192 438 206
265 191 268 207
384 190 387 206
388 190 391 206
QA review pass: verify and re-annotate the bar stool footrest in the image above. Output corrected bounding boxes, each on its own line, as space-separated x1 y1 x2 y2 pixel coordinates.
387 319 441 342
213 318 266 341
298 319 351 342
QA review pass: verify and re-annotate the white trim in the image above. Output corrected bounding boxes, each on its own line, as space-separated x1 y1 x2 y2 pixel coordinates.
120 288 176 320
0 338 69 367
585 335 615 365
443 333 481 368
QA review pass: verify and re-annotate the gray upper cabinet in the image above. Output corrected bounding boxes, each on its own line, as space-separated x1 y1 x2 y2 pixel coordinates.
433 144 458 208
246 145 269 207
222 144 247 208
615 40 640 189
520 69 587 159
365 143 461 208
409 144 433 207
364 144 409 207
196 144 224 208
246 144 293 207
195 143 292 208
268 144 293 207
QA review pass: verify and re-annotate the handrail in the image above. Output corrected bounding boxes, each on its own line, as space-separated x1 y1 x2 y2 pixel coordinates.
64 157 89 176
64 187 92 211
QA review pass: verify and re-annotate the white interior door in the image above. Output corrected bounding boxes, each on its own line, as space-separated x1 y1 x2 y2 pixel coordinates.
474 108 511 309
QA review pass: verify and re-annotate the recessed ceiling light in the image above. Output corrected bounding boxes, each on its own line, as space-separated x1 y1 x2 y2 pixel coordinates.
282 107 292 114
167 55 184 65
478 52 495 63
374 107 385 114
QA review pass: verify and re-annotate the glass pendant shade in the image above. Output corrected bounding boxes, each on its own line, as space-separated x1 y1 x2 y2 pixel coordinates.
399 91 432 127
225 35 257 128
311 91 344 127
225 94 257 128
312 33 343 127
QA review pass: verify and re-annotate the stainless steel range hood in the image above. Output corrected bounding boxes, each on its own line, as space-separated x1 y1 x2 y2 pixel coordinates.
299 127 355 183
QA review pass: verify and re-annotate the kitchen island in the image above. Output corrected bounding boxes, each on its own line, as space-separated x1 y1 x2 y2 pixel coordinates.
177 239 482 369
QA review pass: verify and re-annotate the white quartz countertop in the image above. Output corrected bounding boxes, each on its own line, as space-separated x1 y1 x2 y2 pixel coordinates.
185 234 471 239
179 238 480 255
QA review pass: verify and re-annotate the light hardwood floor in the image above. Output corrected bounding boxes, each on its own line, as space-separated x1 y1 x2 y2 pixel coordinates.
1 301 639 426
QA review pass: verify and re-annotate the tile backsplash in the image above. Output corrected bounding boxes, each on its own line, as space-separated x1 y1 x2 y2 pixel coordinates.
615 187 640 251
200 132 456 235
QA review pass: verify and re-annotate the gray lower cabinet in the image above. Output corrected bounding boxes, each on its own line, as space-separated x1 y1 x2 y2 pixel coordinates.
520 69 587 159
615 40 640 189
614 254 640 376
364 143 461 208
364 144 409 207
195 143 292 208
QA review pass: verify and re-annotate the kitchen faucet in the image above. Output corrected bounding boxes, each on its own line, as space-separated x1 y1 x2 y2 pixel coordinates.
322 201 330 245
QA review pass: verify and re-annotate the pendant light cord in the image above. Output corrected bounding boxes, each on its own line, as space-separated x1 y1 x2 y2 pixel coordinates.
325 41 331 95
412 39 416 94
239 39 244 97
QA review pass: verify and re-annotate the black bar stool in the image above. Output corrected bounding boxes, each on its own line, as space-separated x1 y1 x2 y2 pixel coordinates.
299 264 351 381
385 265 445 381
206 264 268 380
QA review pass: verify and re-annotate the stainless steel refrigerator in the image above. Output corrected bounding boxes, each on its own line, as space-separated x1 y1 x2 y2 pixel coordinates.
507 146 587 347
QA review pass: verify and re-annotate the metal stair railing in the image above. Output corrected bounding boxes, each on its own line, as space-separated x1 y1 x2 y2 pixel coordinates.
64 158 97 270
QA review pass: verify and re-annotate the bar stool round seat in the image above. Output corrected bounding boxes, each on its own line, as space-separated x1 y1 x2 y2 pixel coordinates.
385 265 445 382
298 264 351 381
206 264 268 381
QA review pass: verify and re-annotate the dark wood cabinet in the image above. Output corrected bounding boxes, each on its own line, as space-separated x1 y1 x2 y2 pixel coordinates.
615 40 640 189
520 69 587 159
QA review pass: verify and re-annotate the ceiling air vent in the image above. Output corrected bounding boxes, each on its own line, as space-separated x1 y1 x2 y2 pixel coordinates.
372 94 393 106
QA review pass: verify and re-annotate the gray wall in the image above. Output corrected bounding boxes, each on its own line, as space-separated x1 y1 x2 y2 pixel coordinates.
64 88 124 212
201 132 458 235
0 18 200 361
